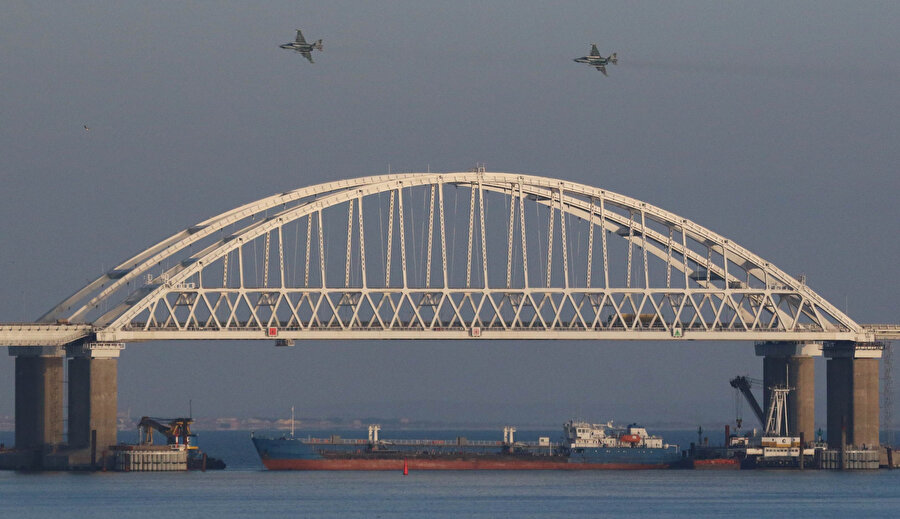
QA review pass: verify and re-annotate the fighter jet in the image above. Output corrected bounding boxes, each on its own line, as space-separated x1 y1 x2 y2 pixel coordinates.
573 45 618 76
280 29 323 63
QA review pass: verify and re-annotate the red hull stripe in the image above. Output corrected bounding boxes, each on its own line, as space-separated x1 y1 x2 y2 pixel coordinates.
261 459 672 470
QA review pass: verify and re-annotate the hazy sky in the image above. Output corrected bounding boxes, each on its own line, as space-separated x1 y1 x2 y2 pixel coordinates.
1 1 898 428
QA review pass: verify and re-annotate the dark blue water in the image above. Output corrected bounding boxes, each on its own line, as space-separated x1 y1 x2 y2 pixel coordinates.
2 430 900 518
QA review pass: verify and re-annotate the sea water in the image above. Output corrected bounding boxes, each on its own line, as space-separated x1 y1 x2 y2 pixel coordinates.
2 430 900 518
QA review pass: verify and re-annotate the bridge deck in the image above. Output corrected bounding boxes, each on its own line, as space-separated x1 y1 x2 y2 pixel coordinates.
1 322 886 346
862 324 900 340
0 324 93 346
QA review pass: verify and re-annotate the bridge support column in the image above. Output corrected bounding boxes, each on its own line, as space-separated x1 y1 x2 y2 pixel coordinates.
9 346 65 451
66 343 123 464
755 342 821 441
825 342 882 449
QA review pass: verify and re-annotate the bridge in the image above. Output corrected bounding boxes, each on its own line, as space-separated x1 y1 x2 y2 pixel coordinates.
1 170 896 469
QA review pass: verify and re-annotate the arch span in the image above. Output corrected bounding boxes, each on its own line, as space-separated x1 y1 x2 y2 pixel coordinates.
37 171 865 343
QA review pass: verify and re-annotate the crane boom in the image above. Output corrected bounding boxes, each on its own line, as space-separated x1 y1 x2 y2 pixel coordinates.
138 416 196 448
729 376 766 427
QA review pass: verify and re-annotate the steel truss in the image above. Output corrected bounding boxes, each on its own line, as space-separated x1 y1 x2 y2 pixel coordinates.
34 172 868 343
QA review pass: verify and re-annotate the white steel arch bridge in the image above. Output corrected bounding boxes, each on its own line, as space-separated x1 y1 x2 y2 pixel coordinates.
2 170 893 347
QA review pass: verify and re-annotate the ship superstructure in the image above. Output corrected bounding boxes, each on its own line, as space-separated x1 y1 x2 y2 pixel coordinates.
564 420 667 449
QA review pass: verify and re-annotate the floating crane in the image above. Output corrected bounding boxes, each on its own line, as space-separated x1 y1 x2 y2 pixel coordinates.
729 374 808 468
729 376 766 428
136 416 226 470
138 416 197 448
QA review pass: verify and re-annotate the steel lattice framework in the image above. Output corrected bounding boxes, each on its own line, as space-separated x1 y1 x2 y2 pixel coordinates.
22 171 873 344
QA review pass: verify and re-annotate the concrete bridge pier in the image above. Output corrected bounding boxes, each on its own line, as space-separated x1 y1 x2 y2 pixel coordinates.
9 346 65 452
755 341 821 442
3 342 123 470
825 342 882 449
65 342 124 467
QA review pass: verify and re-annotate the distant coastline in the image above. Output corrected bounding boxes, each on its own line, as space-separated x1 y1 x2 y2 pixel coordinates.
0 414 744 432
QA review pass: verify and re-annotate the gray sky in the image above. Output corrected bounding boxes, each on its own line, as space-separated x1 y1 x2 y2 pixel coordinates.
1 1 898 428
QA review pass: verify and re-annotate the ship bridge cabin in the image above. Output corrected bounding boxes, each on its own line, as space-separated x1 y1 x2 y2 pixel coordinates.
624 425 664 449
564 421 666 449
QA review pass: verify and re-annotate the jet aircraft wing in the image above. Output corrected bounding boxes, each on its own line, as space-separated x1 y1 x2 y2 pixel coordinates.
302 51 314 64
295 29 308 44
595 65 608 76
590 44 600 56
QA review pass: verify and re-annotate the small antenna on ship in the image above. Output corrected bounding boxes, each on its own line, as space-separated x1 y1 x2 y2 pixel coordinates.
291 406 295 438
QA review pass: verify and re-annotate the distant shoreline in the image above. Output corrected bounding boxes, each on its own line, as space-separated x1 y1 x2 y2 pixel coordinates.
0 414 732 434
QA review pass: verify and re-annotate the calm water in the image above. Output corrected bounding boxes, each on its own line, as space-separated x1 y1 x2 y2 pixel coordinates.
2 430 900 518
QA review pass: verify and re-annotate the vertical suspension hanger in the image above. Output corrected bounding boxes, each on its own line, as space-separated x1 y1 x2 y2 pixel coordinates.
587 196 595 289
385 190 395 288
357 192 367 289
600 193 609 290
465 184 476 288
425 184 435 289
640 208 649 290
317 210 326 288
304 215 312 287
506 185 515 290
518 181 529 290
546 188 555 289
559 184 569 290
478 177 489 288
398 185 408 289
345 199 354 288
438 179 448 289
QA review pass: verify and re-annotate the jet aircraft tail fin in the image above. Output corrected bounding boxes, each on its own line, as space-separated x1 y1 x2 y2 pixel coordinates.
315 39 323 51
609 53 618 65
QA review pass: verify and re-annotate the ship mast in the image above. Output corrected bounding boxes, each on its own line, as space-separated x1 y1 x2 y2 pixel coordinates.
764 366 793 437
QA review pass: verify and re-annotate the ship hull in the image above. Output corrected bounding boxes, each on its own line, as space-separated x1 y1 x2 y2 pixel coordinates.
691 458 740 470
260 458 674 470
253 437 682 471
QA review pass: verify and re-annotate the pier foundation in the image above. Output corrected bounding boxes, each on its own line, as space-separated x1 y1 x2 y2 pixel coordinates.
755 342 820 442
825 342 882 449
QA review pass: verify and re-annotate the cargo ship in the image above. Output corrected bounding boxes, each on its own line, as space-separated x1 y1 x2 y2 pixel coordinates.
252 420 684 470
